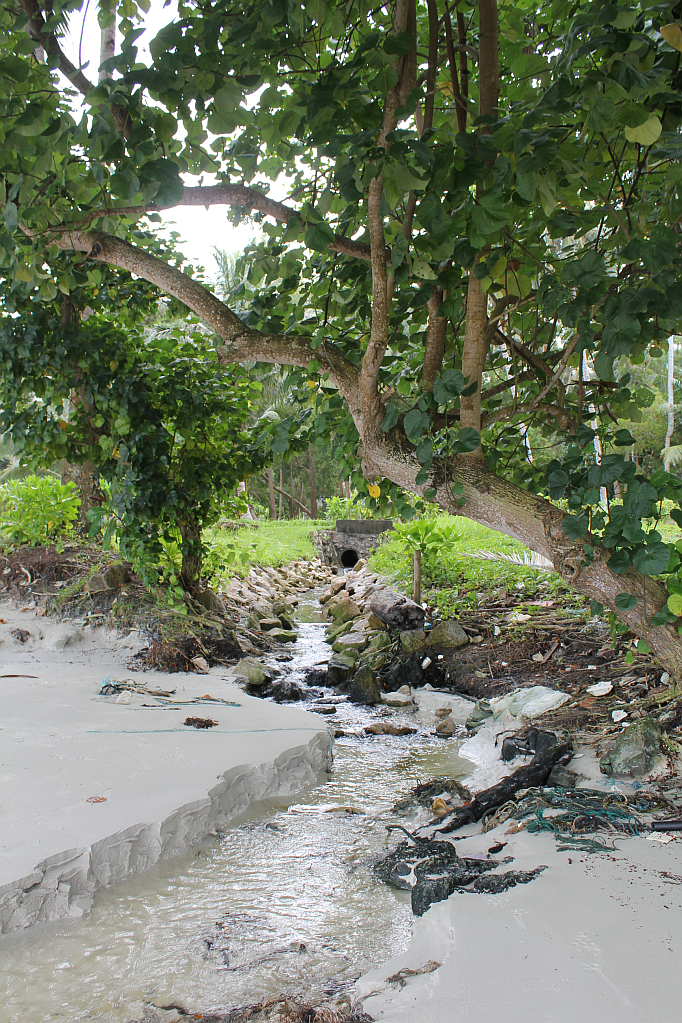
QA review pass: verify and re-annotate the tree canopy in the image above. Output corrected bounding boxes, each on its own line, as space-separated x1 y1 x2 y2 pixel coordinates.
5 0 682 668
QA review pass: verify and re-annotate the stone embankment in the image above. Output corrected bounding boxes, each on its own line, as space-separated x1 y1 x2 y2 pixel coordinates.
319 560 471 716
213 558 333 654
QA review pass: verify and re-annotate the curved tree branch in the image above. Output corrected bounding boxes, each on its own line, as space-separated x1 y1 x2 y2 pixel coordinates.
41 227 359 395
36 183 375 262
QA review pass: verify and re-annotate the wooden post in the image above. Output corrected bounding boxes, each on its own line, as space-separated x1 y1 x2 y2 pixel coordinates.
413 549 422 606
267 466 276 519
307 446 317 519
289 461 295 518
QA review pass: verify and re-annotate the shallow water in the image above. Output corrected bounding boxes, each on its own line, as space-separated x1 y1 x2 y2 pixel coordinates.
1 597 469 1022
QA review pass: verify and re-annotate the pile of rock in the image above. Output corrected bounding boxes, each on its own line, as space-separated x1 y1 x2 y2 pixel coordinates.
320 563 471 713
213 558 332 652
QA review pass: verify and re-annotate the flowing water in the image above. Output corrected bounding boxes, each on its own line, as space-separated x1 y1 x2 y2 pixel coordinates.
1 597 471 1022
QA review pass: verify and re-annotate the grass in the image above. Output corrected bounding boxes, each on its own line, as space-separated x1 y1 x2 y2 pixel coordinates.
368 514 584 616
202 519 325 582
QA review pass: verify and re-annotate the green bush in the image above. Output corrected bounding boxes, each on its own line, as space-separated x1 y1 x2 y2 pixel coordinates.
0 475 80 547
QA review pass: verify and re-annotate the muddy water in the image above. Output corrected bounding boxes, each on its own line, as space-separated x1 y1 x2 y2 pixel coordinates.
1 597 470 1022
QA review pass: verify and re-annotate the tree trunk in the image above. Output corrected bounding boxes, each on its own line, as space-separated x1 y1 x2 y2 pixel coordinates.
289 461 295 518
179 520 202 592
267 466 276 519
307 446 317 518
360 433 682 676
98 10 115 84
413 549 422 606
665 338 675 472
61 459 99 530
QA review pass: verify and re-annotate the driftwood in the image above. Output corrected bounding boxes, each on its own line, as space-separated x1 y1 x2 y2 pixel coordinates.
424 742 573 836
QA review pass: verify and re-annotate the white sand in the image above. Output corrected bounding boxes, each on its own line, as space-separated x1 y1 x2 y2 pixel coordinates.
0 602 331 933
358 691 682 1021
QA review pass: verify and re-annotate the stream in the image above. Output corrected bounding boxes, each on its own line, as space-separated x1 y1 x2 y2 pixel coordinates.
1 596 472 1022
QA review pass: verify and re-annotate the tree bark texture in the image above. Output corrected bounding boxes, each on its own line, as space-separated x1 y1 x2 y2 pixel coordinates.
61 459 99 528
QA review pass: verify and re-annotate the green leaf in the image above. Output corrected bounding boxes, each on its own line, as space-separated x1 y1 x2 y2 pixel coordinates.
615 592 638 611
587 96 616 132
305 221 335 252
391 234 409 269
632 542 671 577
624 114 662 146
590 600 605 616
452 427 480 453
412 258 437 280
660 23 682 53
384 31 414 56
404 408 430 441
667 592 682 617
561 514 589 540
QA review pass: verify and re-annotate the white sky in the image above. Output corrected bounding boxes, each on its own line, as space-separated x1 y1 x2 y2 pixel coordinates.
62 0 260 282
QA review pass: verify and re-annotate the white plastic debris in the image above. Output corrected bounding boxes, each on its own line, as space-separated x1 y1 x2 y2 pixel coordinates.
647 832 676 844
489 685 570 723
661 672 671 686
612 709 628 722
494 626 501 636
586 680 613 697
421 656 432 669
532 653 543 662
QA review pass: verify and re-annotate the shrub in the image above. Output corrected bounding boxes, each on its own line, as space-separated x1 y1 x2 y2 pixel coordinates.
0 475 80 547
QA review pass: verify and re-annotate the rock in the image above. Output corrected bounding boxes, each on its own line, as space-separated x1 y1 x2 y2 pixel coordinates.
327 653 358 687
365 722 418 736
263 679 307 703
268 628 298 643
327 598 360 623
333 632 368 654
349 666 381 705
465 699 492 730
435 717 458 737
368 613 387 630
233 659 272 686
352 559 366 571
250 602 275 620
360 650 391 672
312 705 337 715
87 573 110 595
384 653 424 692
382 686 413 707
319 588 333 605
425 620 469 649
330 577 347 595
369 589 425 631
195 588 226 613
327 619 355 643
547 765 581 788
259 617 284 631
600 716 662 777
366 632 391 653
400 629 426 653
102 563 130 588
278 613 295 630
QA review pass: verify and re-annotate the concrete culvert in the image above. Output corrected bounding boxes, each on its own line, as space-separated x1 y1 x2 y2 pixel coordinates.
340 548 359 568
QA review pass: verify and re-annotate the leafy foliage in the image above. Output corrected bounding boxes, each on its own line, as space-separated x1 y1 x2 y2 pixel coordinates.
6 1 682 638
0 475 80 547
0 309 268 586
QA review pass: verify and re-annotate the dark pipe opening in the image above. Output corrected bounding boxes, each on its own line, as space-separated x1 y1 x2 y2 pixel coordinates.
340 548 359 568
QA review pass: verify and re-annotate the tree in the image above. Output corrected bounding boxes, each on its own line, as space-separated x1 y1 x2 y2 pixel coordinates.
0 307 268 590
5 1 682 668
